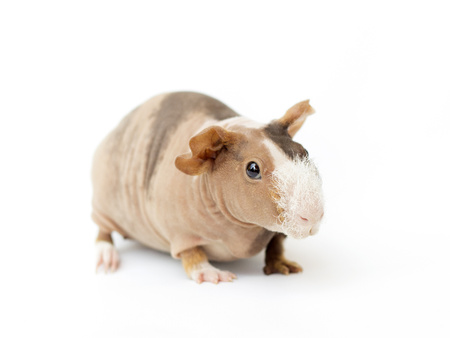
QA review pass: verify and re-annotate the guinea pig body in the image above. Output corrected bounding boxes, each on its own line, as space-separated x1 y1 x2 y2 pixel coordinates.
92 92 324 283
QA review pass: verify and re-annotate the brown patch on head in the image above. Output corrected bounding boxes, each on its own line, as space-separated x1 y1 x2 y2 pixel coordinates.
262 99 315 159
263 122 308 159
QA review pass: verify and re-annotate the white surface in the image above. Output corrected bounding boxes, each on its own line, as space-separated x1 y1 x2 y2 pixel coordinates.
1 1 449 337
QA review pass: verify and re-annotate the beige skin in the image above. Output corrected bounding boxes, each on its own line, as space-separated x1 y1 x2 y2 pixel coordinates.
92 92 318 283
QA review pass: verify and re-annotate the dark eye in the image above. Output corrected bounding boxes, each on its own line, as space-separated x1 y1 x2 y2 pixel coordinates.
246 162 261 180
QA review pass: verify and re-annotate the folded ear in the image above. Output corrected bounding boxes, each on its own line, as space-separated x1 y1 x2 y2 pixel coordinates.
278 99 315 138
175 126 239 175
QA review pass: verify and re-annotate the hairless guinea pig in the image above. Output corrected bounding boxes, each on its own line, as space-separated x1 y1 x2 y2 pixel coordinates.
92 92 324 283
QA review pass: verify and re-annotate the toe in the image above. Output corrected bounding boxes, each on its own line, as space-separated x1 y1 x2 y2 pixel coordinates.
284 259 303 273
288 263 303 273
96 256 104 273
219 271 237 282
111 251 120 272
102 251 112 273
275 262 290 275
193 272 204 283
203 270 219 284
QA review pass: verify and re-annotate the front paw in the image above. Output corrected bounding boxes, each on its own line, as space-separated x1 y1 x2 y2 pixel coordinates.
263 257 303 275
190 264 237 284
96 241 120 273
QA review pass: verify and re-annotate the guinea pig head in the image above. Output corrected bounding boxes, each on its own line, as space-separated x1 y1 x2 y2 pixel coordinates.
175 100 324 239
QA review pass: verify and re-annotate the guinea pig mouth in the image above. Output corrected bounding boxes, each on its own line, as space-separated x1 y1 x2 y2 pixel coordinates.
270 156 324 239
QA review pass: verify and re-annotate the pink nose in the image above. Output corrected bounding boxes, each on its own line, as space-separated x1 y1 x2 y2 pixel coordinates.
300 216 308 221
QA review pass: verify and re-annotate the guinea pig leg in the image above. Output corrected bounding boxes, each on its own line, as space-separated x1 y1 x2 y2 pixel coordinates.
180 247 237 284
263 233 303 275
95 230 120 273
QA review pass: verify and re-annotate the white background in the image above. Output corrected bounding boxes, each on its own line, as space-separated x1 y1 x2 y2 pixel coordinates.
1 1 449 337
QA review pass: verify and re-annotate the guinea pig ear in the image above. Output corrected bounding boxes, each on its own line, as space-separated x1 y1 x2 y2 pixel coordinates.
175 126 238 175
278 99 315 138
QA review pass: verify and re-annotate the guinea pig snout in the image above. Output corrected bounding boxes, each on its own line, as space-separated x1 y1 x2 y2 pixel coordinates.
308 211 324 235
271 157 324 239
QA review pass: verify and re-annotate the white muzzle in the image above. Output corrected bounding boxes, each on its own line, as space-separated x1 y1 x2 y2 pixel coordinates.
271 156 324 239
